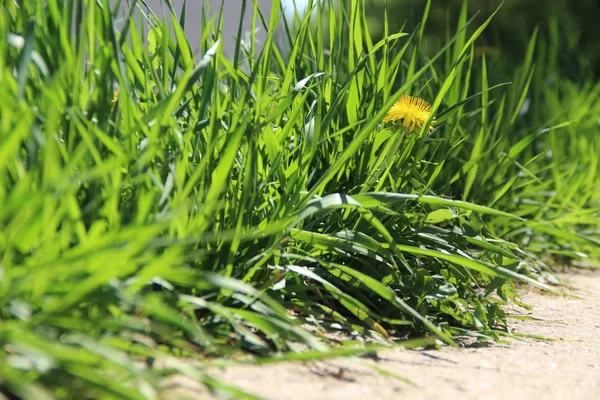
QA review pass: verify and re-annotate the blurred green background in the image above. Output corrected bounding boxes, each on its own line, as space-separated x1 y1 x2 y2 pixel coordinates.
363 0 600 78
140 1 600 78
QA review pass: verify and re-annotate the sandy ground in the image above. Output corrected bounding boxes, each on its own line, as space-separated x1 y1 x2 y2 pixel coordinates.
169 269 600 400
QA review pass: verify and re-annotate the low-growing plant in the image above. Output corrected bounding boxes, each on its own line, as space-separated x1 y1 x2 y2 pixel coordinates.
0 0 598 398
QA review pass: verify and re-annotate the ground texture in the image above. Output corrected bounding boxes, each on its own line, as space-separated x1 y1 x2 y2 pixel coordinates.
173 269 600 400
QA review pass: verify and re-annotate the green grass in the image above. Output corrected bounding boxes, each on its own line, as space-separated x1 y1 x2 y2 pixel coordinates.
0 0 598 398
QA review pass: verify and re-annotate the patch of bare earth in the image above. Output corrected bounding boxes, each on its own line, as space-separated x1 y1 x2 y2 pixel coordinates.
169 269 600 400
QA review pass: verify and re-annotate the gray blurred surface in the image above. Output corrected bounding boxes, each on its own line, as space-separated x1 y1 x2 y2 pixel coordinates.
141 0 274 54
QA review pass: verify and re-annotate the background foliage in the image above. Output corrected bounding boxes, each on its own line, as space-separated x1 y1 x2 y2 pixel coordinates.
0 0 598 398
365 0 600 78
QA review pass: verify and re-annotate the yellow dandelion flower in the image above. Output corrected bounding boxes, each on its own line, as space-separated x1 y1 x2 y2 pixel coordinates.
383 95 435 134
112 89 120 108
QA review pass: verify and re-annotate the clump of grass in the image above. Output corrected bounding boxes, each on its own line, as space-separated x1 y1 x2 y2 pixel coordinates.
0 0 598 398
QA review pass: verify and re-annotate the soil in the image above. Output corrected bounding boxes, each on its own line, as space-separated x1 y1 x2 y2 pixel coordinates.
168 269 600 400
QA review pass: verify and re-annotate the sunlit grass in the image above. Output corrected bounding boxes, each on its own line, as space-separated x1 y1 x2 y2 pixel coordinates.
0 0 598 398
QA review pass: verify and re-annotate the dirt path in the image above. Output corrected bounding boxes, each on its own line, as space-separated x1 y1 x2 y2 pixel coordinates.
175 269 600 400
